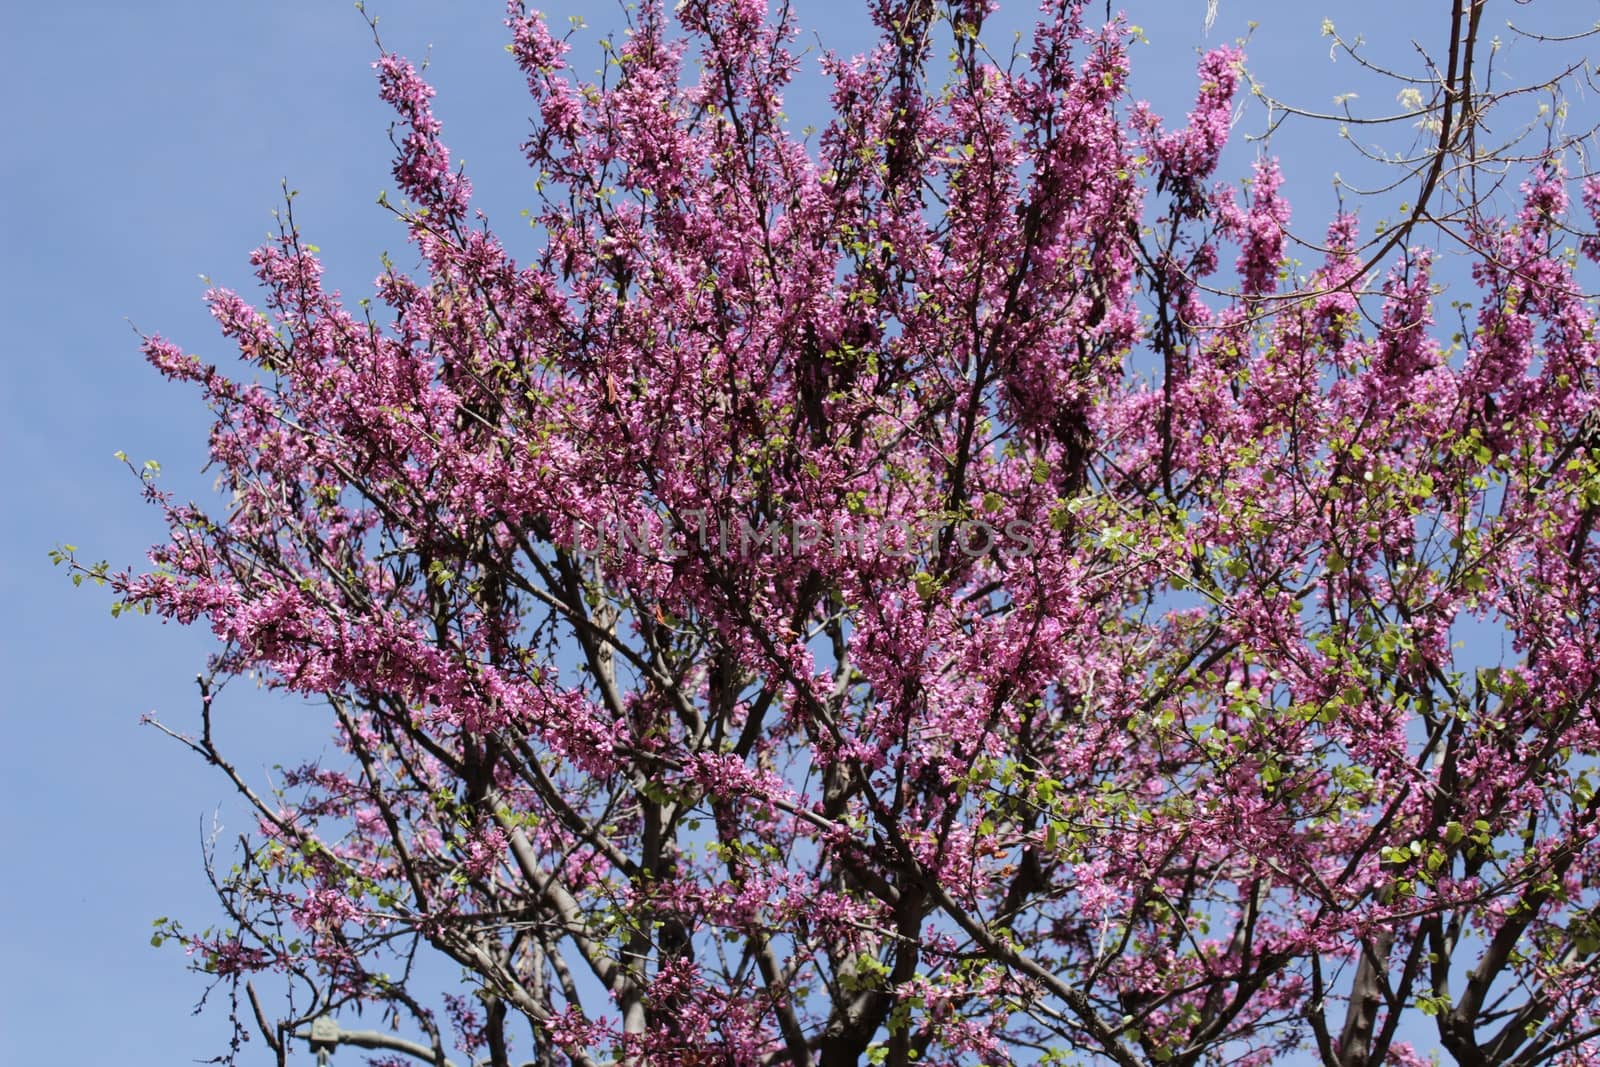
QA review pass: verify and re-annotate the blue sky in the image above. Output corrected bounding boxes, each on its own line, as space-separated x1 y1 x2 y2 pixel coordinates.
3 2 1591 1065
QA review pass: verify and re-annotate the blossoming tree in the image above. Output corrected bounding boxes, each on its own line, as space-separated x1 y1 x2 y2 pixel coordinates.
58 0 1600 1063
